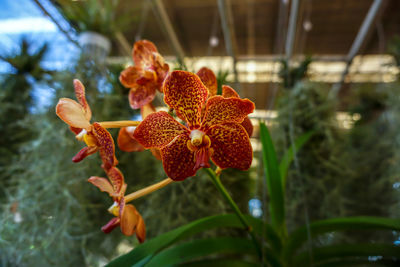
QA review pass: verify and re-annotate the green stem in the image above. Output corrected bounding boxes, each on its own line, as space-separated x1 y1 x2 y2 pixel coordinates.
204 168 262 258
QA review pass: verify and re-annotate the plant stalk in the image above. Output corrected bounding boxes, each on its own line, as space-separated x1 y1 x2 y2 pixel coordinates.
204 168 262 258
125 178 174 203
99 120 141 128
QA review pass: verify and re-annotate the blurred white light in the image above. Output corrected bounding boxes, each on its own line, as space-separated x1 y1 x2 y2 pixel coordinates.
209 36 219 47
0 17 57 34
246 73 256 83
282 0 289 5
303 20 313 32
246 61 257 73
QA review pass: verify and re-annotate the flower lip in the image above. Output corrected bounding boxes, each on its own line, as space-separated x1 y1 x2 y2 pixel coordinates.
190 129 205 146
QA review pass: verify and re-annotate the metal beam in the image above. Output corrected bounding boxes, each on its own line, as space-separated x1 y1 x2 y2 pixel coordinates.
285 0 300 61
151 0 185 65
217 0 240 91
33 0 79 46
330 0 388 97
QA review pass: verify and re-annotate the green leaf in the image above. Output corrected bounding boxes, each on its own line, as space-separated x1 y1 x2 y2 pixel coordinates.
284 216 400 258
177 258 260 267
294 243 400 266
259 121 285 235
279 131 313 190
143 237 257 267
106 214 278 267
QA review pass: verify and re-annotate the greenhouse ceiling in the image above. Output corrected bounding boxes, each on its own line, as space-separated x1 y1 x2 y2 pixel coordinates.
20 0 400 109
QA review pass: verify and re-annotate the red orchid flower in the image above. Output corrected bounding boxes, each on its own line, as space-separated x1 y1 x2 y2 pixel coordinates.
117 103 162 160
133 70 255 181
56 79 117 169
88 167 146 241
119 40 169 109
196 67 253 137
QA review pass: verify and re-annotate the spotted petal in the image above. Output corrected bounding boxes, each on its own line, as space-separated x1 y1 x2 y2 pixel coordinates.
128 84 156 109
163 71 208 129
160 134 198 181
133 40 157 67
201 96 255 129
153 53 169 89
207 123 253 170
222 85 253 137
92 123 117 170
133 111 188 149
120 66 142 88
88 176 116 197
222 85 239 98
120 203 139 236
197 67 217 96
56 98 91 130
117 127 144 152
73 79 92 121
106 167 125 195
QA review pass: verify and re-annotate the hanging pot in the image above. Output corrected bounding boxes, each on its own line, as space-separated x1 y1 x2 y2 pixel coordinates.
78 31 111 62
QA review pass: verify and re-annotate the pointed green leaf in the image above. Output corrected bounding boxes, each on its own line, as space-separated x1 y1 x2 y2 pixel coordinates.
284 216 400 258
106 214 279 267
279 131 313 189
259 121 285 234
144 237 257 267
294 243 400 266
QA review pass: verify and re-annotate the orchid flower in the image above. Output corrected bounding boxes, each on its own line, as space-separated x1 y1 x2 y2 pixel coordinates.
56 79 117 169
119 40 169 109
88 167 146 241
133 70 255 180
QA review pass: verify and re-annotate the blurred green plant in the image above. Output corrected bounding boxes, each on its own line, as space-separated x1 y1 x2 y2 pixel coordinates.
279 56 312 89
0 40 52 193
55 0 136 38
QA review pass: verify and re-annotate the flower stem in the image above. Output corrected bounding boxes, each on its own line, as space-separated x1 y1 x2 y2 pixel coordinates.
98 120 141 128
125 178 174 203
204 168 262 258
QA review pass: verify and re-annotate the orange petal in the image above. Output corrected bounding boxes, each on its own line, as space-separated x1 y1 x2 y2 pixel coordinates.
135 214 146 243
73 79 92 121
222 85 240 98
120 66 142 88
197 67 217 96
102 217 120 234
140 103 156 119
117 127 145 152
88 176 115 197
92 123 116 170
70 126 82 135
201 96 255 130
207 123 253 170
133 40 157 67
128 84 156 109
72 146 98 162
133 111 188 149
120 204 139 236
153 53 169 90
106 167 125 195
150 148 162 161
56 98 91 130
241 116 253 137
163 71 209 129
160 134 198 181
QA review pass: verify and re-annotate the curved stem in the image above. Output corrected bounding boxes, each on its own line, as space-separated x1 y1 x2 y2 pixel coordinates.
99 120 141 128
125 178 174 203
204 168 262 258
